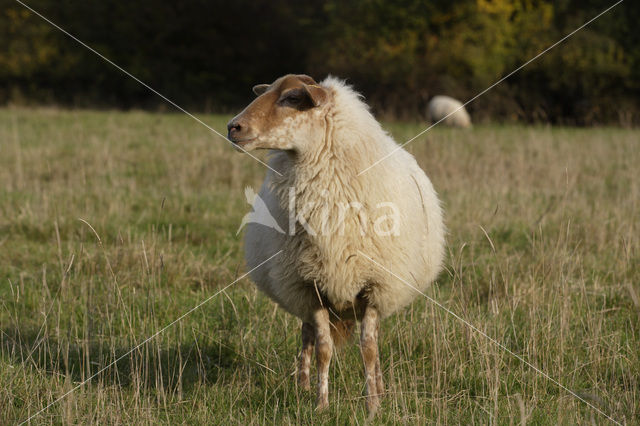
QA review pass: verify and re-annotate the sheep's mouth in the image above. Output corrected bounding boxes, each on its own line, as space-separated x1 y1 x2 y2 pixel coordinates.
231 138 256 150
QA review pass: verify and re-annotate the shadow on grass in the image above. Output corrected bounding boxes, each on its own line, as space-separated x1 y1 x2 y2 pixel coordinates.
1 325 244 392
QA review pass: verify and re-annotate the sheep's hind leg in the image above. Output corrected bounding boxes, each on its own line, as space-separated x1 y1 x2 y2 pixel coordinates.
313 308 333 410
360 305 381 416
297 322 315 391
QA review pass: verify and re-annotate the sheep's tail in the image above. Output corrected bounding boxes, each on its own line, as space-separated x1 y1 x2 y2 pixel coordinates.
330 320 355 347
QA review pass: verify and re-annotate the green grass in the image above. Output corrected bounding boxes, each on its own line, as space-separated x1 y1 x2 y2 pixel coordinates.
1 108 638 424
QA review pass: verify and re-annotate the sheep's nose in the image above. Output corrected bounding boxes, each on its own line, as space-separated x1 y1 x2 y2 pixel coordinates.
227 120 244 141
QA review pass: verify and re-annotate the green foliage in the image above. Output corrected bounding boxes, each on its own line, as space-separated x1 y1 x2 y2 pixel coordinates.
0 0 638 123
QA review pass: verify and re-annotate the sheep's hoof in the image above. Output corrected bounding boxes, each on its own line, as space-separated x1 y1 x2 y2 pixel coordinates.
315 398 329 411
298 374 311 391
366 396 380 419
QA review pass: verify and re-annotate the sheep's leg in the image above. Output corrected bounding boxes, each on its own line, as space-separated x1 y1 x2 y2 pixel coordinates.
360 305 381 416
297 322 315 391
313 308 333 410
374 321 384 396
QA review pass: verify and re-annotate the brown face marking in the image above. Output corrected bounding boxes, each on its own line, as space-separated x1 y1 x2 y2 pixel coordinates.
227 74 328 151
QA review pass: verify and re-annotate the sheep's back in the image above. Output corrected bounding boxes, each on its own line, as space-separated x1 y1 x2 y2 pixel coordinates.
427 95 471 128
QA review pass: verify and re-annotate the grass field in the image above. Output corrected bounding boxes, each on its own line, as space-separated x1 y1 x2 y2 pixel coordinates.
1 108 638 424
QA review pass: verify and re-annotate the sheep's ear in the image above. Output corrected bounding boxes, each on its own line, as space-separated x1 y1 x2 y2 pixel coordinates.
301 83 327 107
253 84 269 96
296 74 317 85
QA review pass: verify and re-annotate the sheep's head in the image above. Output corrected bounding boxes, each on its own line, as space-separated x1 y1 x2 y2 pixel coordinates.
227 74 328 152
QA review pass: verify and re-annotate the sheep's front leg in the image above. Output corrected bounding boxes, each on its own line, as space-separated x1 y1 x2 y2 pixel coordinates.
313 308 333 410
297 322 315 391
360 305 381 416
374 321 384 396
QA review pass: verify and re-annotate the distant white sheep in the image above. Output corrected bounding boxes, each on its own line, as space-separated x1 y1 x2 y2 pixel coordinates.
227 74 445 416
427 95 472 128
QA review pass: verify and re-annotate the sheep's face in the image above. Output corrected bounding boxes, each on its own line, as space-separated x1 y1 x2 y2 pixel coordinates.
227 74 328 152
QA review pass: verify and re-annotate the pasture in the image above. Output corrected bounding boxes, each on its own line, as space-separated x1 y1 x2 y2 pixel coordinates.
0 108 638 424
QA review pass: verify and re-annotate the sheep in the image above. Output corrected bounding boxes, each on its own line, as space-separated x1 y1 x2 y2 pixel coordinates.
427 95 472 128
227 74 445 416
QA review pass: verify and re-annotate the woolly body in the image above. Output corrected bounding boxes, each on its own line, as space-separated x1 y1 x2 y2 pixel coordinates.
244 77 445 323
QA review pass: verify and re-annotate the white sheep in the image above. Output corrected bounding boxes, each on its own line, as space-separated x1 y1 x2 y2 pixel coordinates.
227 74 445 416
427 95 472 128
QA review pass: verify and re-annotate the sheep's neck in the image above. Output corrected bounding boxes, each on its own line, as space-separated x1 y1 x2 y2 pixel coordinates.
286 124 367 238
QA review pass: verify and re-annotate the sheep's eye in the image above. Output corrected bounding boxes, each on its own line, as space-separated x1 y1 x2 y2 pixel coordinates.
279 90 306 107
285 93 301 103
278 89 314 110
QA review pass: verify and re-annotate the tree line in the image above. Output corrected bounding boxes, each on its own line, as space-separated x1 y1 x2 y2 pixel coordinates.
1 0 638 125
